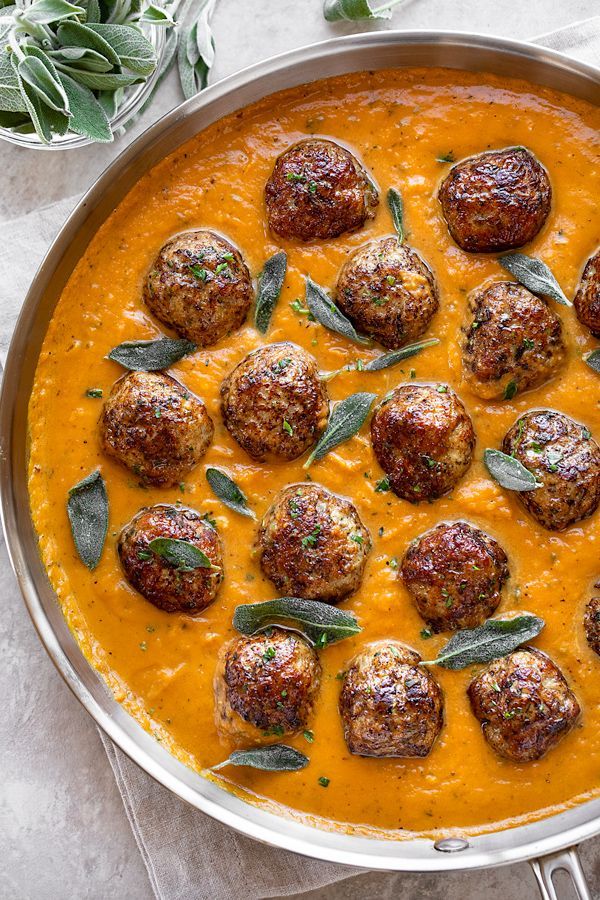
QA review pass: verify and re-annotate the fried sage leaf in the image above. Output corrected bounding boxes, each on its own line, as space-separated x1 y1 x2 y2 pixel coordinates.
585 349 600 374
305 391 376 468
499 253 571 306
484 448 542 491
205 467 256 519
107 337 197 370
147 538 212 569
424 614 545 670
305 277 369 346
363 337 439 371
213 744 309 772
323 0 405 21
387 187 404 243
233 596 361 646
67 470 108 570
255 250 287 334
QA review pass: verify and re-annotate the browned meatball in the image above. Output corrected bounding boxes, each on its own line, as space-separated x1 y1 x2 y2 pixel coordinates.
264 138 378 242
574 249 600 337
258 483 371 603
144 230 253 347
335 237 439 349
462 282 565 400
370 384 475 502
214 629 321 742
100 371 213 486
584 597 600 656
400 522 509 632
468 648 580 761
118 505 223 614
220 342 329 461
339 642 444 758
438 147 551 253
502 410 600 531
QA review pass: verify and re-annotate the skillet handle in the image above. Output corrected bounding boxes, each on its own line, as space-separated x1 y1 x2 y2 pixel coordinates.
530 846 591 900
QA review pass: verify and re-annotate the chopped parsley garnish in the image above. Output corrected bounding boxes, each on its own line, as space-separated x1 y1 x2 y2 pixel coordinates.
301 525 321 548
318 776 330 787
303 730 314 743
504 380 518 401
215 262 229 275
375 476 390 493
85 388 103 398
263 646 276 661
350 533 364 544
420 627 433 639
436 151 455 163
286 172 305 182
188 264 209 281
282 419 293 436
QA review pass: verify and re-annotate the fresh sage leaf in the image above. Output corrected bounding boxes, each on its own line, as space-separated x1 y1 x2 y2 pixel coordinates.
323 0 405 20
67 470 108 570
584 349 600 374
52 66 141 90
177 0 216 100
499 253 571 307
49 46 114 73
12 56 67 142
213 744 309 772
0 54 27 112
387 187 404 243
139 3 175 25
424 613 545 670
84 0 101 23
363 338 439 371
255 251 287 334
22 0 85 25
147 537 212 569
305 277 369 346
57 71 112 142
484 448 542 491
205 467 256 519
57 21 121 67
18 53 69 115
233 596 361 646
87 23 157 76
107 337 196 370
305 392 376 468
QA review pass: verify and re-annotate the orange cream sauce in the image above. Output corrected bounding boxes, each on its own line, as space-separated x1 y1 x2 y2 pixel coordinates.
28 67 600 838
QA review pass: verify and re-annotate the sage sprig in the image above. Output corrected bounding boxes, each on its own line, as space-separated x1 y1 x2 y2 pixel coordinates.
324 0 407 21
233 596 361 647
107 337 196 370
213 744 309 772
484 449 542 491
304 391 376 468
499 253 571 307
363 337 439 371
423 614 544 670
254 250 287 334
147 537 213 570
387 187 404 243
205 467 256 519
585 349 600 374
67 469 108 570
305 277 369 346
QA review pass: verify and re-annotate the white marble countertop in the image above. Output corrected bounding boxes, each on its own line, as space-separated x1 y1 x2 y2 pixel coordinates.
1 1 599 898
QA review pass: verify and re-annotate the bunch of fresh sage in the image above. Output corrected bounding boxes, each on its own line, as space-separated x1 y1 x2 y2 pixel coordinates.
0 0 218 144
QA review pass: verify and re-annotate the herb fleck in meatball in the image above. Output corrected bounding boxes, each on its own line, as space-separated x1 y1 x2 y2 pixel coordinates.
118 505 223 614
265 138 378 242
401 522 509 632
214 629 321 742
438 147 551 253
370 384 475 502
144 230 253 347
462 282 565 400
468 648 580 761
574 249 600 337
100 371 213 486
258 483 371 603
220 342 329 461
584 597 600 656
335 237 439 349
502 410 600 531
339 642 444 758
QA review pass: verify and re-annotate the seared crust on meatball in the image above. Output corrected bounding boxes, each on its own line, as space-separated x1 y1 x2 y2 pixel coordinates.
339 642 444 757
438 147 551 253
100 371 213 486
502 410 600 531
370 384 475 502
401 522 509 632
118 505 223 614
462 282 565 400
144 230 253 347
335 237 439 349
265 138 378 242
220 342 329 461
214 629 321 742
584 597 600 656
468 648 580 761
258 483 371 603
574 249 600 337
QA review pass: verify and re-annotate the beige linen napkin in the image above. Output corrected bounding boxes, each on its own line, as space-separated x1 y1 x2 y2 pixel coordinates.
0 18 598 900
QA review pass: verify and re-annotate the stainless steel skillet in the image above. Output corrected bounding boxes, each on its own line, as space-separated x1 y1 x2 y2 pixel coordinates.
1 30 598 900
